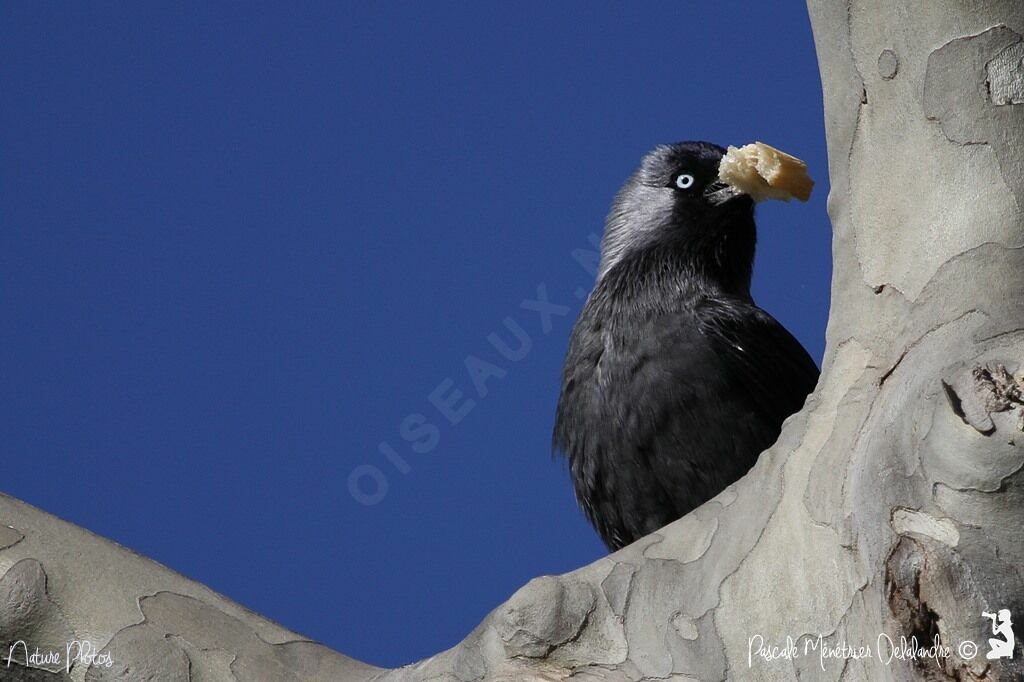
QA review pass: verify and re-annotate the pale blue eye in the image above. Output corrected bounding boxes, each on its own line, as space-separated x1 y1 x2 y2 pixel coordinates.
675 173 695 189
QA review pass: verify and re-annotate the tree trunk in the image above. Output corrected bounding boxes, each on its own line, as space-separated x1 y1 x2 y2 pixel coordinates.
3 1 1022 680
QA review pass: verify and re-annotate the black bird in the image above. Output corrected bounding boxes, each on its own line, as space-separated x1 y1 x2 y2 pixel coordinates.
553 141 819 551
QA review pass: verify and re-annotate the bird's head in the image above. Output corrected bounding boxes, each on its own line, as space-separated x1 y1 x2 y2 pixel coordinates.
598 141 756 294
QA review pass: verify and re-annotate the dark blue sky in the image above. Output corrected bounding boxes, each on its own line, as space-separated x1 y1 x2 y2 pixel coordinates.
1 3 830 669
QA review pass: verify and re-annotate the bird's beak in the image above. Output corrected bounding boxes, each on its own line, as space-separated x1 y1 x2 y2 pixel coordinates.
703 181 744 206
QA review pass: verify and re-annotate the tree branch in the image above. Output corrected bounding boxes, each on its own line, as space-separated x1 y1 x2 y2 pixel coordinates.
3 2 1023 680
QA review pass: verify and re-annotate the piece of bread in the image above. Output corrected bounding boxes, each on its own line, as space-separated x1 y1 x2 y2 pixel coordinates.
718 142 814 202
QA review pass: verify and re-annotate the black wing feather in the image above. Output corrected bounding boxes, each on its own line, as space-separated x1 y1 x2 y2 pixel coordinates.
694 295 820 428
554 291 818 550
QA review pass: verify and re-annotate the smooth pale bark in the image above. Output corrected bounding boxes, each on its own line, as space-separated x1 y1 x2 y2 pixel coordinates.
2 1 1022 680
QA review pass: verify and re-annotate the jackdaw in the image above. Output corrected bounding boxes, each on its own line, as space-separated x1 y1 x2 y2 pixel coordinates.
553 141 819 551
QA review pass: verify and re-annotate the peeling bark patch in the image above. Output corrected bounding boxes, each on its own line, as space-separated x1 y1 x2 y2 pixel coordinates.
670 613 698 641
84 628 190 682
496 577 595 659
90 591 379 682
0 559 50 637
924 26 1023 142
924 26 1024 211
600 563 634 619
987 40 1024 105
878 49 898 80
0 557 48 630
0 560 76 676
642 513 718 563
0 525 24 551
891 508 960 547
